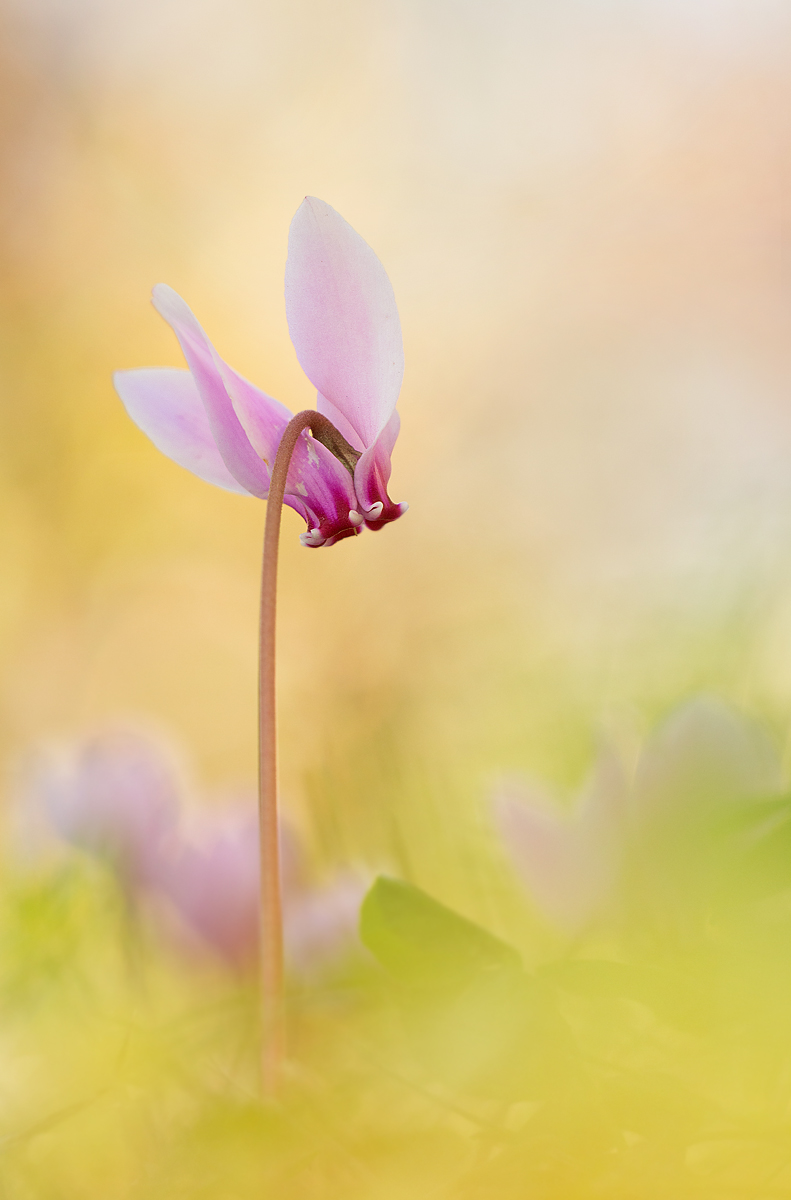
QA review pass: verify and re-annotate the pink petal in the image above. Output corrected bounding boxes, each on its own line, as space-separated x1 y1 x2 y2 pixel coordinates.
220 362 293 464
113 368 251 495
289 433 360 548
284 873 367 976
152 809 259 969
494 790 596 932
634 696 784 820
33 729 182 886
151 285 273 498
285 198 403 449
493 755 627 933
354 410 407 529
317 393 365 453
149 286 360 545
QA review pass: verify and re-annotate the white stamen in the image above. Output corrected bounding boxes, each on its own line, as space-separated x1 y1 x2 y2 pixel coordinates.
366 502 384 521
348 510 364 526
300 526 325 548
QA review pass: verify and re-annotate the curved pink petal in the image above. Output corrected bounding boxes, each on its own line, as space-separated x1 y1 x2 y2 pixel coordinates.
220 363 293 465
113 368 251 495
150 286 361 545
354 410 408 530
285 198 403 449
152 284 273 498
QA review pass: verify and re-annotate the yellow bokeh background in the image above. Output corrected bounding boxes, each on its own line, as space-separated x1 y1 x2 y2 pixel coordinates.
5 5 791 1196
2 0 791 886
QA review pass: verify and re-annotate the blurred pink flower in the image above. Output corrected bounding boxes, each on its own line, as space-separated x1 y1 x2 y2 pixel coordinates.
23 729 181 887
23 729 366 975
151 808 367 975
493 750 627 933
493 697 785 932
632 695 783 821
113 197 407 548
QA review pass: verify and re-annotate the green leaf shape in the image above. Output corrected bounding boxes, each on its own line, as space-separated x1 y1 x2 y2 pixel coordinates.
360 876 522 990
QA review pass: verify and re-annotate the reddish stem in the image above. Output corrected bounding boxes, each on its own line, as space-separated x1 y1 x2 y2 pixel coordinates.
258 409 360 1097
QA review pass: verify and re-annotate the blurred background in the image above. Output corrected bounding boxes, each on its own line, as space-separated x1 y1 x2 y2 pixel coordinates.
2 0 791 900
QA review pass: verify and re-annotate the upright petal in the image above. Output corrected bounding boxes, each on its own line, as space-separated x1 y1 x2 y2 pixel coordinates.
113 368 251 495
151 284 273 498
285 198 404 448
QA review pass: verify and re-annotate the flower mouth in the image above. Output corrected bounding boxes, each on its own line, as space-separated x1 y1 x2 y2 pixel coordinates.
299 512 364 548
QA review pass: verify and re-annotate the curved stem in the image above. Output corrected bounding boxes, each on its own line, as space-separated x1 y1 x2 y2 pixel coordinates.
258 409 360 1097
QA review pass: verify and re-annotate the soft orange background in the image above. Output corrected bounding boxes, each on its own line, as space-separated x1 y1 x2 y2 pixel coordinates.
2 0 791 877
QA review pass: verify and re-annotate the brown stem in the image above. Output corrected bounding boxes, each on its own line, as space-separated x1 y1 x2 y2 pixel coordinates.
258 409 360 1098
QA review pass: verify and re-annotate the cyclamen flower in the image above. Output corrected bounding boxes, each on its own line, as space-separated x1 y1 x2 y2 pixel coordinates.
23 728 366 975
632 695 783 823
493 697 784 933
113 198 407 548
493 750 627 933
23 729 180 887
152 809 366 974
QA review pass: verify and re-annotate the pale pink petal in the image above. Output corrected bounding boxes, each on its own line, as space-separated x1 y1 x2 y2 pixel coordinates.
577 748 629 848
316 393 365 453
354 410 407 529
285 198 403 449
633 696 784 822
113 368 251 495
493 754 627 933
31 729 182 886
494 789 597 932
152 284 272 498
150 286 360 544
284 873 367 977
220 363 293 464
151 809 259 969
149 808 366 974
